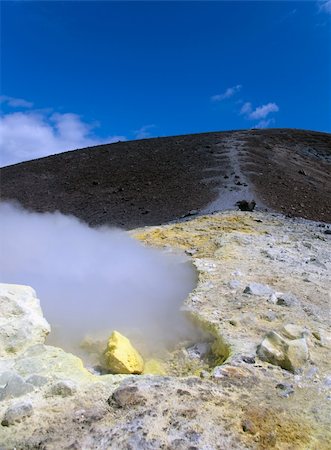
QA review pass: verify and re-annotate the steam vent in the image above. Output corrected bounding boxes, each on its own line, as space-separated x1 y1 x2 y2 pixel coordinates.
0 129 331 449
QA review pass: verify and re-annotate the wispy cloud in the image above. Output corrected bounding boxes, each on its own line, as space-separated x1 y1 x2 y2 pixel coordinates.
211 84 242 102
134 124 156 140
0 103 126 167
319 0 331 14
0 95 33 108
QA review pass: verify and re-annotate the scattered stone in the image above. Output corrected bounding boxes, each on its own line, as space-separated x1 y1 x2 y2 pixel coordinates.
186 343 210 359
1 401 33 426
244 282 274 296
49 380 77 397
228 280 240 289
257 331 309 373
185 248 197 256
275 292 299 307
110 385 146 408
236 200 256 212
0 284 50 357
72 408 105 424
281 324 308 340
312 330 331 349
199 370 210 379
276 382 295 397
25 374 49 387
213 365 252 379
103 331 144 374
261 310 277 322
0 372 34 400
324 230 331 235
305 367 318 379
242 419 256 434
312 331 321 341
241 355 256 364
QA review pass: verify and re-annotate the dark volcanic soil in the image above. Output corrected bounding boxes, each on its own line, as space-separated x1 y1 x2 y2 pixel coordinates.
1 129 330 228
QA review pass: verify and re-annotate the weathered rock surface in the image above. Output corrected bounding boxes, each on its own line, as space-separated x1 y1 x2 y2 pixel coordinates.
1 401 33 427
257 331 309 373
0 284 50 358
0 211 330 449
104 331 144 374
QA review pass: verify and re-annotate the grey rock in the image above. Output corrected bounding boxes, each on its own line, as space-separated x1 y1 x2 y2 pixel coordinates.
25 374 49 387
261 310 277 322
281 324 308 340
276 382 295 398
275 293 299 307
49 380 77 397
110 385 146 408
186 343 210 359
0 373 34 400
0 284 50 358
228 280 240 289
305 367 318 379
243 282 274 296
242 419 257 434
1 401 33 426
257 331 309 373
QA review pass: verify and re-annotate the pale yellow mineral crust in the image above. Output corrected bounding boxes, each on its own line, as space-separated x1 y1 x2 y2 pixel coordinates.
104 331 144 374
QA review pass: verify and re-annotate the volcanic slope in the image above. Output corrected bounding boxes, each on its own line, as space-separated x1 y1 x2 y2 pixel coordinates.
1 128 330 228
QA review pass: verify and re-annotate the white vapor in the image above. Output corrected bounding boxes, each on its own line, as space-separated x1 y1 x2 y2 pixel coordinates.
252 119 275 129
0 108 126 167
0 202 197 360
211 84 242 102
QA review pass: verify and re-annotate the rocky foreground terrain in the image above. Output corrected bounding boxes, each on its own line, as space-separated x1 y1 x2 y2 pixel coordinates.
0 128 330 448
0 211 330 449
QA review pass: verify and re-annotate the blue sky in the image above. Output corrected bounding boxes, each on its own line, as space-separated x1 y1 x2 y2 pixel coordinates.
1 1 330 165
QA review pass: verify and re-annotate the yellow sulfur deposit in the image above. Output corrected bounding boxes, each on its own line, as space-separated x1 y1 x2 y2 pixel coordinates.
104 331 144 374
142 358 166 375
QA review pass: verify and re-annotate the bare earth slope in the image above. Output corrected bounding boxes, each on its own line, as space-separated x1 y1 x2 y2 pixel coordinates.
1 129 330 228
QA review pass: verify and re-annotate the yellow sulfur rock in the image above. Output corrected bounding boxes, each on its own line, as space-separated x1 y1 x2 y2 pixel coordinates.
104 331 144 374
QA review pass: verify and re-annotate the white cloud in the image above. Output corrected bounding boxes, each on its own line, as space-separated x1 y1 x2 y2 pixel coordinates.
240 101 279 120
211 84 242 102
239 100 279 127
134 124 156 140
0 95 33 108
319 1 331 14
0 110 126 167
248 102 279 120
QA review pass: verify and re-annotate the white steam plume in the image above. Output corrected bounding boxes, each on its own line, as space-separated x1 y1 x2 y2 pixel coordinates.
0 202 197 359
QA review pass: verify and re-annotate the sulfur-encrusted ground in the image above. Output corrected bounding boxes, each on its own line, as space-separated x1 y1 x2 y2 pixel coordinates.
0 211 330 449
